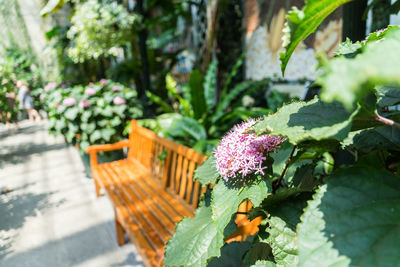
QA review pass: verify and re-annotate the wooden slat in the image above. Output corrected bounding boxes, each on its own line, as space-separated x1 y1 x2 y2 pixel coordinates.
185 161 196 203
174 155 183 194
111 161 178 233
126 158 194 217
161 150 172 189
192 180 201 209
107 163 174 242
96 167 157 267
179 158 189 199
169 152 177 191
100 165 166 250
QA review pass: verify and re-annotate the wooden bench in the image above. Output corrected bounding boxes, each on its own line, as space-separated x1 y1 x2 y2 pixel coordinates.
86 120 261 266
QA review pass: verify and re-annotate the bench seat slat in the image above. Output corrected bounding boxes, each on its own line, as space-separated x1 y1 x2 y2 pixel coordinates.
94 167 158 267
119 161 191 222
105 164 174 243
98 165 167 250
109 161 178 235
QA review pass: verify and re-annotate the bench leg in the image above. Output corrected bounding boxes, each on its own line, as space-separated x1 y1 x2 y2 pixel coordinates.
115 218 126 246
94 180 101 197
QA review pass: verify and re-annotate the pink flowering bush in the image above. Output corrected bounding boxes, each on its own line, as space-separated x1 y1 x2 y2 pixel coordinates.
215 119 284 181
46 79 143 151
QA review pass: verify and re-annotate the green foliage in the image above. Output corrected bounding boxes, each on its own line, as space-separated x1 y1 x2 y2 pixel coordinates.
164 205 224 267
164 2 400 266
67 0 141 62
144 62 272 154
298 166 400 266
253 98 358 145
280 0 353 75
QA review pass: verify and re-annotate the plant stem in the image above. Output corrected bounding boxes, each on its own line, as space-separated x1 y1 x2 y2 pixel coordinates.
375 113 400 129
274 145 296 189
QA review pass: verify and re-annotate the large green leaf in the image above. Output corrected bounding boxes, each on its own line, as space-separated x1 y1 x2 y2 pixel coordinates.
280 0 353 74
194 155 220 186
189 70 207 120
211 178 272 234
318 28 400 110
164 206 224 267
166 117 207 142
253 98 357 145
342 126 400 153
265 196 308 267
298 166 400 267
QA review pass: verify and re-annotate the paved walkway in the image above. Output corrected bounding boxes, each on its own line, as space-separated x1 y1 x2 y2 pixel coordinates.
0 121 144 267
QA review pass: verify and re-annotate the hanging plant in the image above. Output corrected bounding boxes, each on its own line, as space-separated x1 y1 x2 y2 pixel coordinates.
67 0 141 62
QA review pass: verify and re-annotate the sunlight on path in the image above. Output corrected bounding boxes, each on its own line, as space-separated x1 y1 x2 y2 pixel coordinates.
0 121 143 267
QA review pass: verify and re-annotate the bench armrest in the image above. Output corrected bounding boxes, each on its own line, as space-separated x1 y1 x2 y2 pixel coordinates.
85 139 130 154
85 140 130 167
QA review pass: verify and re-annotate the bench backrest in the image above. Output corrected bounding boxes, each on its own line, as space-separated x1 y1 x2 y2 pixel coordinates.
128 120 208 210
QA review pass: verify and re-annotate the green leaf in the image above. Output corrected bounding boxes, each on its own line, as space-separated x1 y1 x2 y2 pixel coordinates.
334 38 363 57
280 0 353 74
203 60 218 110
145 91 174 113
214 80 268 123
298 165 400 267
189 70 207 120
211 178 272 234
64 107 79 121
342 126 400 153
271 142 294 178
101 128 116 142
265 196 309 267
376 86 400 107
253 98 358 145
90 130 102 143
164 206 224 267
166 73 193 117
40 0 66 17
318 28 400 110
101 106 113 117
166 117 207 142
207 241 251 267
194 155 220 186
242 241 275 267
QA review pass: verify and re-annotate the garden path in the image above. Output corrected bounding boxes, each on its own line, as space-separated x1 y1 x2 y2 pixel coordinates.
0 121 144 267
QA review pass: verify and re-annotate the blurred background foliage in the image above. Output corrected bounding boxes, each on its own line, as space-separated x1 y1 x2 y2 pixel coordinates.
0 0 397 154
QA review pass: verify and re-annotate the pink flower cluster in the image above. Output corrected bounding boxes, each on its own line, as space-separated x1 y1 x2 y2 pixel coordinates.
85 88 96 96
112 85 121 92
100 79 107 84
44 82 57 92
79 99 91 108
214 119 284 181
63 97 76 107
113 96 126 105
